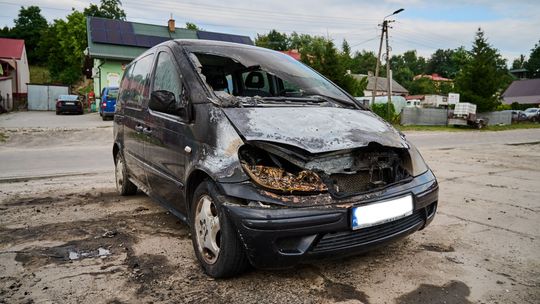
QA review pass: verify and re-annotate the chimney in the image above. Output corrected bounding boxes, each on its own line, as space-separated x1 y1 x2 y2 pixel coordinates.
168 14 175 33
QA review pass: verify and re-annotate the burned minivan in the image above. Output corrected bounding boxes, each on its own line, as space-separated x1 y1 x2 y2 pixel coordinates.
113 40 438 278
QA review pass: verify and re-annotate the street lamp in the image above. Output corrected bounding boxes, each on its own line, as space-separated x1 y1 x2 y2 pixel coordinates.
371 8 404 120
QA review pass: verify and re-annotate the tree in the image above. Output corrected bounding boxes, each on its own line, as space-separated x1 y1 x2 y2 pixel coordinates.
185 22 201 30
340 39 353 71
525 41 540 78
512 54 527 69
390 50 427 89
10 6 48 65
408 77 437 95
0 26 11 38
454 28 511 112
84 0 126 20
426 47 470 79
350 50 377 74
255 30 289 51
289 32 314 51
43 10 87 84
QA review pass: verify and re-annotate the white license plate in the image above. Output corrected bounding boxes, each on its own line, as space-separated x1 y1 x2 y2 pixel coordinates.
351 195 413 230
65 102 75 105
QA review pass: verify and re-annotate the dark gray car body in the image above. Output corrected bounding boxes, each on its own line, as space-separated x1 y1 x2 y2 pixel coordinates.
113 40 438 268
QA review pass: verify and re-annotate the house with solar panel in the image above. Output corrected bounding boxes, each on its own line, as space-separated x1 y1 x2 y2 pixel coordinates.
85 17 253 98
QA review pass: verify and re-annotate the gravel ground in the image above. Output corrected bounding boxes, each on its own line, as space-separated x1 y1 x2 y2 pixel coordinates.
0 115 539 304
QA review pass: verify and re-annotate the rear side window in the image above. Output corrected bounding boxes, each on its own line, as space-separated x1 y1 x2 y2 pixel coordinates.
152 51 183 105
127 54 154 108
119 64 133 103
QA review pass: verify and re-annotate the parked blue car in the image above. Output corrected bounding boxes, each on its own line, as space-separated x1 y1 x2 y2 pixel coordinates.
99 87 119 120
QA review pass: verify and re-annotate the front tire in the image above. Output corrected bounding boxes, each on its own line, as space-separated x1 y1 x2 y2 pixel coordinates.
190 180 249 278
115 154 137 195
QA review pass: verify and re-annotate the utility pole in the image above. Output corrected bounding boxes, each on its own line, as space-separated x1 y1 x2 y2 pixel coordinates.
372 8 404 119
372 21 386 107
385 20 393 119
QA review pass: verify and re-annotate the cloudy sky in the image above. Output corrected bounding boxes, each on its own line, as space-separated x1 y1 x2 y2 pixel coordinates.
1 0 539 62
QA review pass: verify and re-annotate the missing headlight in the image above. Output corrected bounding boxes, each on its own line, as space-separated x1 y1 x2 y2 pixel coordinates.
239 145 327 194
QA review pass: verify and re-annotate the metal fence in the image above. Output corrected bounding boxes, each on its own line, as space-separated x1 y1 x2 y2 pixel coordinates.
27 84 69 111
400 108 448 126
478 111 512 126
400 107 512 126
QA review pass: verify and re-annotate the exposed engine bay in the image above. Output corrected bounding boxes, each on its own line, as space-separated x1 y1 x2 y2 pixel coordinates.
239 142 412 197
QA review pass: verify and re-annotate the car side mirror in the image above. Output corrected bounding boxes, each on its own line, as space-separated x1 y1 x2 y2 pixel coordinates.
149 90 177 115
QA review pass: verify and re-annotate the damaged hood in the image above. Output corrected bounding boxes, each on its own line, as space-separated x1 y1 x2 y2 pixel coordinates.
222 107 409 154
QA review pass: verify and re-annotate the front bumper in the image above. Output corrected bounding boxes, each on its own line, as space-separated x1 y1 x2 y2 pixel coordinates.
220 170 438 269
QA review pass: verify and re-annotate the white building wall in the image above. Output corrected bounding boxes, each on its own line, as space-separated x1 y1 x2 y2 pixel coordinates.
0 78 13 110
16 46 30 93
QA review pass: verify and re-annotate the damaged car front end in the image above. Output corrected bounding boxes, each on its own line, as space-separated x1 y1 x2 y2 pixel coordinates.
182 41 438 270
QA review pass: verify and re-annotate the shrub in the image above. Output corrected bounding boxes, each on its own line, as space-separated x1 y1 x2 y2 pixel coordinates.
371 102 397 122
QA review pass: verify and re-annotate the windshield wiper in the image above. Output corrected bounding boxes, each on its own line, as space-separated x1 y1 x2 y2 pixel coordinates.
303 94 360 108
261 96 326 103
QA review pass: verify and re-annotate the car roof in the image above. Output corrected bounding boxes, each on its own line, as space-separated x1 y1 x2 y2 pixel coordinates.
58 95 78 101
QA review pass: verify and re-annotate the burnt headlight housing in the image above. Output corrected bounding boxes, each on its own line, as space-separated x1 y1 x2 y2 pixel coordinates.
239 145 327 194
241 163 327 193
402 145 429 177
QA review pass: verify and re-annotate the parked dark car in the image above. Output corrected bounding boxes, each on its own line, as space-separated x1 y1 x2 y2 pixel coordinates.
99 87 119 120
112 40 438 278
56 95 83 115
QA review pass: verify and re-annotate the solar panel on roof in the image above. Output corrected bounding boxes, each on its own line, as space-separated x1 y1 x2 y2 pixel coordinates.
118 21 133 33
196 31 253 45
150 36 168 45
135 35 151 47
122 33 137 46
91 18 106 30
106 30 122 45
104 19 121 31
91 29 108 43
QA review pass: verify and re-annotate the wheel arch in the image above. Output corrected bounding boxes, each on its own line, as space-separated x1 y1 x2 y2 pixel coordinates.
185 169 213 215
112 141 122 163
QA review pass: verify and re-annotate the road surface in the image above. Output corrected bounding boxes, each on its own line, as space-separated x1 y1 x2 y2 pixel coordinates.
0 111 539 303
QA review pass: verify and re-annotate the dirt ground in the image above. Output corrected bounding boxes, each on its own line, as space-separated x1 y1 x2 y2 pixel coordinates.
0 117 539 303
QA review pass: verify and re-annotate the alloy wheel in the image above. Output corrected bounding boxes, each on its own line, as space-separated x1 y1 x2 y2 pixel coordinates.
195 195 221 264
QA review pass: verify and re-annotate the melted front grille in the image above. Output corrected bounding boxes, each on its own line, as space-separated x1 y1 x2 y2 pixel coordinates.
326 150 409 196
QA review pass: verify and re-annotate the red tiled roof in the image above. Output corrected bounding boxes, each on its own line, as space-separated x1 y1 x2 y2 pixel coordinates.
414 73 452 82
430 73 451 81
0 38 25 59
281 50 301 60
405 95 425 100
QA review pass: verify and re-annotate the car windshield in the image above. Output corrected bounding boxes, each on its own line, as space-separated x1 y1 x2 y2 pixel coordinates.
108 89 119 98
186 45 358 108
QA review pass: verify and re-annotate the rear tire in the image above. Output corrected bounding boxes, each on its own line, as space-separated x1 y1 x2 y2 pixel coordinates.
190 180 249 278
115 154 137 196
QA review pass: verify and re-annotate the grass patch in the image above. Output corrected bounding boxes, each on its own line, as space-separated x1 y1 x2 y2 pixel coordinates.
0 131 8 143
30 65 51 84
396 123 540 132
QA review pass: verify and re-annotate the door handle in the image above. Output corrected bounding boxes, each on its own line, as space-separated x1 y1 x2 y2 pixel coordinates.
142 127 152 135
135 125 144 132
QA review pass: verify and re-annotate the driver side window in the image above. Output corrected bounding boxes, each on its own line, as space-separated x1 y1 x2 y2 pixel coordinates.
152 51 183 112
